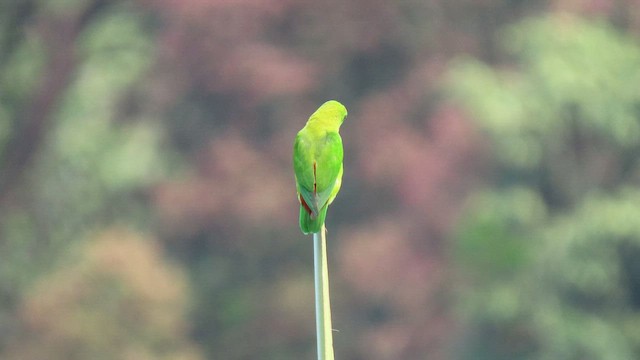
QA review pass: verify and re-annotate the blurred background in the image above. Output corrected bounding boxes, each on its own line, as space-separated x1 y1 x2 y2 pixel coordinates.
2 0 640 359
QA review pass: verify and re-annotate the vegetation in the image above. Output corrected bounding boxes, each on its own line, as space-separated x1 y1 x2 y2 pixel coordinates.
450 14 640 360
1 1 640 359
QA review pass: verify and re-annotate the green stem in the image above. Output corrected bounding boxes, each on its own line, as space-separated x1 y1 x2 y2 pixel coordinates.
313 225 334 360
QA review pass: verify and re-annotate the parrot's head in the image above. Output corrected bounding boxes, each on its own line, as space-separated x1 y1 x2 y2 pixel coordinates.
310 100 348 130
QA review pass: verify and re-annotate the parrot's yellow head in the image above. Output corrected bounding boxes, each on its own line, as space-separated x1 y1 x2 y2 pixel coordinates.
308 100 348 131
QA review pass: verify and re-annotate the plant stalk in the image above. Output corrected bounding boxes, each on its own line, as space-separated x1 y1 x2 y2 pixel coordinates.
313 225 334 360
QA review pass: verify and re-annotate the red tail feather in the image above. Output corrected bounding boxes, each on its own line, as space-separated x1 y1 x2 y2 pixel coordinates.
299 194 313 217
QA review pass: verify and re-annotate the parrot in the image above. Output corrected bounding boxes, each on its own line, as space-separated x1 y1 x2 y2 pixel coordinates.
293 100 347 235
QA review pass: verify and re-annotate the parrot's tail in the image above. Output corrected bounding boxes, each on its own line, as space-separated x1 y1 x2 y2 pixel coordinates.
299 205 328 234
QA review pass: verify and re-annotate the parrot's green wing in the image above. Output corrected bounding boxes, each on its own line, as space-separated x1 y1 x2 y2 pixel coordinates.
293 130 343 221
293 130 318 216
314 131 343 208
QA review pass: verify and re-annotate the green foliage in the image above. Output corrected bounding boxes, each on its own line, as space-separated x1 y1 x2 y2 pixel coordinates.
1 34 44 112
4 230 203 360
456 187 543 280
0 2 176 356
450 16 640 173
4 0 640 359
35 8 162 234
449 14 640 360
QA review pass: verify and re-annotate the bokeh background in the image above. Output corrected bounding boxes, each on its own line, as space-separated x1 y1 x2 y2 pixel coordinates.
2 0 640 359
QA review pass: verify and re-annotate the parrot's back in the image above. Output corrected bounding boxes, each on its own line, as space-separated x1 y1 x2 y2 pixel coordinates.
293 101 347 234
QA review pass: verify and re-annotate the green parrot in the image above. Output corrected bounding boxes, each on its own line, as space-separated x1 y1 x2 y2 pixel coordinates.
293 100 347 234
